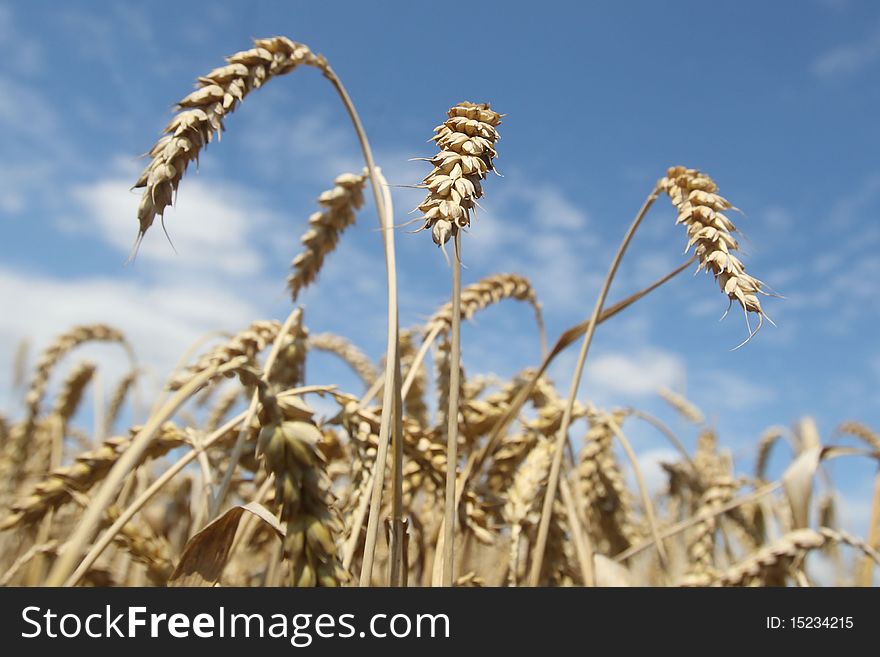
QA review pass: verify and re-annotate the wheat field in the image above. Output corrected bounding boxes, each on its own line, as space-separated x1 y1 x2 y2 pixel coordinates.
1 32 878 589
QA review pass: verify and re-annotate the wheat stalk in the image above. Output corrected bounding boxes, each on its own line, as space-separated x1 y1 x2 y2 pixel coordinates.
416 101 503 586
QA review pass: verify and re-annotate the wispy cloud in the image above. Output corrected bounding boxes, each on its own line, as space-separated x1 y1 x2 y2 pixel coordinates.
0 266 262 412
584 348 686 398
0 4 44 74
68 170 287 278
812 23 880 77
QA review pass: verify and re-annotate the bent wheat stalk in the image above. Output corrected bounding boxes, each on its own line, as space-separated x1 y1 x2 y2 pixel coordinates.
126 35 401 583
528 185 661 585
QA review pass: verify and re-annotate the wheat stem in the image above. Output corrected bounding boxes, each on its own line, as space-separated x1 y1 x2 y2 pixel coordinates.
528 186 660 586
441 231 463 587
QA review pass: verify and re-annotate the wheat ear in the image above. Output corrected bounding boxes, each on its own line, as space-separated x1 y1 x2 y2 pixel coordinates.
288 172 368 300
659 166 773 348
417 101 502 586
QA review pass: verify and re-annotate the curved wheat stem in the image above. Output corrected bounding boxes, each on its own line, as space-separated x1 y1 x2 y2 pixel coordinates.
528 186 660 586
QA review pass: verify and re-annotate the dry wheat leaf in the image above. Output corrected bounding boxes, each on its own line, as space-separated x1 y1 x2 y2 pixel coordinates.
782 445 868 529
169 502 283 587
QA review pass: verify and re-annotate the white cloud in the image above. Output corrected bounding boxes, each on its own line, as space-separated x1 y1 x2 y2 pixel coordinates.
0 266 262 413
585 348 686 397
812 24 880 77
695 371 777 411
68 172 287 278
0 5 44 74
0 75 56 138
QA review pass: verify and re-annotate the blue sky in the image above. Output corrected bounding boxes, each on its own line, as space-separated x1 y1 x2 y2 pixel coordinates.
1 1 878 554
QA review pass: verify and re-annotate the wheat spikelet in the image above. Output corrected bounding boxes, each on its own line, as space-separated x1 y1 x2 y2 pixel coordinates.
697 527 880 587
51 361 96 425
659 166 771 346
486 432 537 496
416 102 502 246
685 474 739 578
103 369 139 437
106 505 173 586
308 332 378 388
755 426 786 481
169 320 280 389
576 410 639 554
22 324 130 428
504 438 553 585
257 394 345 586
0 424 188 530
836 420 880 451
657 387 704 424
288 172 368 300
425 273 544 339
133 37 328 246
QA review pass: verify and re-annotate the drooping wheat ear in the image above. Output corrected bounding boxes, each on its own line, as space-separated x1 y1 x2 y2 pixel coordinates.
22 324 131 429
132 37 328 248
0 424 187 531
51 361 96 426
416 102 502 246
755 426 787 481
105 505 174 586
425 273 545 342
169 320 280 389
288 172 368 300
257 394 345 586
308 332 378 388
103 369 139 437
684 474 739 580
576 410 640 555
657 387 704 425
503 438 554 586
836 421 880 451
659 166 772 346
694 527 880 587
